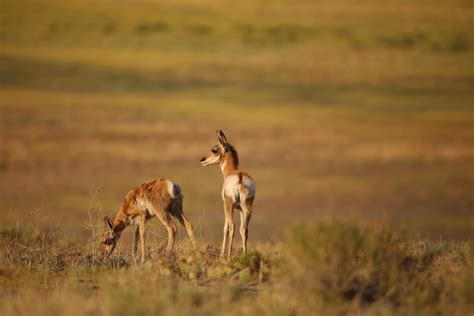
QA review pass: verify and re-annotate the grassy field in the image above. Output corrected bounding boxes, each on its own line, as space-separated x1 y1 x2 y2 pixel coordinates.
0 220 472 315
0 0 473 314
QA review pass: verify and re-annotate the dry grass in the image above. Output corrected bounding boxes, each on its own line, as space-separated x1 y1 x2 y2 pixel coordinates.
1 0 473 240
0 220 471 315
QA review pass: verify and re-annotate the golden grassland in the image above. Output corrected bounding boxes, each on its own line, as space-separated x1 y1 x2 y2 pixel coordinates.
0 0 473 314
0 220 472 315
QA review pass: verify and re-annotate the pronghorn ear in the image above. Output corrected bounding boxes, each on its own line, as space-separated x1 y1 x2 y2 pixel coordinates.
103 216 113 230
216 130 223 144
216 130 228 145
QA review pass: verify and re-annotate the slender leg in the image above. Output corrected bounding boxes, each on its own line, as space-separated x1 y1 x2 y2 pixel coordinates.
133 226 140 257
139 216 146 264
227 219 235 259
157 213 177 254
239 204 252 255
175 212 196 249
221 199 234 259
226 204 235 259
165 221 177 253
171 195 196 249
180 214 196 248
220 220 229 258
239 211 245 254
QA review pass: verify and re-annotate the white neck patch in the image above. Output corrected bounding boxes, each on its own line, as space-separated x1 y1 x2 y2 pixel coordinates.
220 159 227 174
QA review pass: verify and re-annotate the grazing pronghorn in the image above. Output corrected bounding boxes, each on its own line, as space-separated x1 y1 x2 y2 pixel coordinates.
101 178 196 263
200 130 256 258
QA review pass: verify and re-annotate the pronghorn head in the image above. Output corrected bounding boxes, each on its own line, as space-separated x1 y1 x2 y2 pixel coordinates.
100 216 118 256
200 130 230 166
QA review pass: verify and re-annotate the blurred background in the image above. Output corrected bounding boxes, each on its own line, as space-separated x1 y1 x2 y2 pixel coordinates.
0 0 472 242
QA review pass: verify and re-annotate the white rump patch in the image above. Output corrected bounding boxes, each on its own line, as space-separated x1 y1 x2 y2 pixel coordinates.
222 175 256 204
166 180 175 198
242 177 256 196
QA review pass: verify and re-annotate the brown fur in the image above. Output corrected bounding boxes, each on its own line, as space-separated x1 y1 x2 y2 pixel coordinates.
225 143 239 169
101 178 196 263
200 130 256 258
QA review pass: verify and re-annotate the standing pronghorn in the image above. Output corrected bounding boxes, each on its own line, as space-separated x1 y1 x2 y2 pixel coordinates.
101 178 196 263
200 130 256 258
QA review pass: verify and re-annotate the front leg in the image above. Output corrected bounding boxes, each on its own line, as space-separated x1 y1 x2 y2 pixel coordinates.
133 226 140 258
139 216 146 264
220 220 228 258
227 218 235 259
221 198 234 259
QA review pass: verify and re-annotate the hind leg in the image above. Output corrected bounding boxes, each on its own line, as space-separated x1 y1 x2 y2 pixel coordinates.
172 198 196 248
177 213 196 248
157 213 177 254
239 204 252 255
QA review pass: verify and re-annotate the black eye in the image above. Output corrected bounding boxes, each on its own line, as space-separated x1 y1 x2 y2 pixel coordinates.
211 149 218 155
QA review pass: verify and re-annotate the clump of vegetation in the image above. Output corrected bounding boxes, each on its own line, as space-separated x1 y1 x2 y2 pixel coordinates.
283 220 473 315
